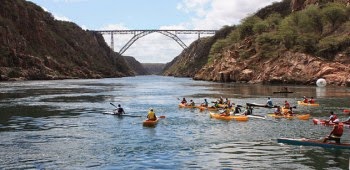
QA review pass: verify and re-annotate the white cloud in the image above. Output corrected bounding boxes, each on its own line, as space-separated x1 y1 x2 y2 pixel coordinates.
99 0 282 63
179 0 281 29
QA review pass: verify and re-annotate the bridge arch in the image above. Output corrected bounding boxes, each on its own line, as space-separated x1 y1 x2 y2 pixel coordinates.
94 30 217 55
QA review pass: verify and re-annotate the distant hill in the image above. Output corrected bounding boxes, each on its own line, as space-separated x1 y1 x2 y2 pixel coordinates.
124 56 149 75
142 63 166 75
163 0 350 86
0 0 134 80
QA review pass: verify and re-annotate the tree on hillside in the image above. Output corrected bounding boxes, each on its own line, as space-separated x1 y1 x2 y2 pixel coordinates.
322 3 348 32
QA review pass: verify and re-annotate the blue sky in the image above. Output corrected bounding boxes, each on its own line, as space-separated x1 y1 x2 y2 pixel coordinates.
27 0 281 63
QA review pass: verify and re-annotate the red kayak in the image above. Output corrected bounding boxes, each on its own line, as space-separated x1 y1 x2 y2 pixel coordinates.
312 118 350 128
344 109 350 113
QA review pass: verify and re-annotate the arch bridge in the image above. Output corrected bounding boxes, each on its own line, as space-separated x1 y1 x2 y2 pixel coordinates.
94 29 217 55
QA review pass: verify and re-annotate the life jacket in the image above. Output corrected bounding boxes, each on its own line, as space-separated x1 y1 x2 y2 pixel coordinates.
117 107 123 114
330 115 338 122
148 111 156 120
284 102 290 109
333 124 343 137
303 98 308 103
309 99 315 104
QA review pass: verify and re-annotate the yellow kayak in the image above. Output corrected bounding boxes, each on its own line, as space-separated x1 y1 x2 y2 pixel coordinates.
178 103 199 109
267 113 310 120
198 106 219 111
143 118 159 126
297 101 319 107
209 112 248 121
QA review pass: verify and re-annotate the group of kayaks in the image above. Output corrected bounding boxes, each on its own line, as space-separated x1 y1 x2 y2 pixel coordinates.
180 100 350 149
179 101 312 122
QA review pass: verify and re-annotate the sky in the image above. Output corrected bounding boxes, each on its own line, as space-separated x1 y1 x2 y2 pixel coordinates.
27 0 281 63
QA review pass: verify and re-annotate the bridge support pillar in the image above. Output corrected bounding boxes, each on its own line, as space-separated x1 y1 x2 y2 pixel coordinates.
110 32 114 51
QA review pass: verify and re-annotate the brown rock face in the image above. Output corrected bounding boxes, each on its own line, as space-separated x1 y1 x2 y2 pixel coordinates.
194 50 350 86
0 0 134 80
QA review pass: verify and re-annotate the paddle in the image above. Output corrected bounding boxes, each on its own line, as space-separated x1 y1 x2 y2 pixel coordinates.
110 102 118 108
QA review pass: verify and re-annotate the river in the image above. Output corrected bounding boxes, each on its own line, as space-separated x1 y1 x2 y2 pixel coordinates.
0 75 350 169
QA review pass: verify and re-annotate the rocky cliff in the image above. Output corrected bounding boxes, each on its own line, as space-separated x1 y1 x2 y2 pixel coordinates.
163 26 234 77
0 0 134 81
163 0 350 86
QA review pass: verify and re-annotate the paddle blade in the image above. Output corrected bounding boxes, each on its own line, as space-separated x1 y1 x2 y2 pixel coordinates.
159 115 166 118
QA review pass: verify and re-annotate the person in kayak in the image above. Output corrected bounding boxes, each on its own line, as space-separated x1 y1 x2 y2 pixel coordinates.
114 104 126 115
284 100 290 109
233 105 242 115
181 98 187 104
218 97 224 104
302 96 308 103
187 99 195 106
201 99 209 107
327 111 338 123
323 119 343 144
274 106 282 116
220 106 231 116
308 97 315 104
242 106 253 115
224 98 232 107
266 97 273 107
147 108 157 121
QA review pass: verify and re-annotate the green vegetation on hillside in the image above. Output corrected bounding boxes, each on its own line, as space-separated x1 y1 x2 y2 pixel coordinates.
209 1 350 61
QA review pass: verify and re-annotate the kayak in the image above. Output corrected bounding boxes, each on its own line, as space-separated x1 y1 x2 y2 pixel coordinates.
246 102 277 108
344 109 350 113
267 113 310 120
209 112 248 121
277 138 350 149
103 112 142 117
312 118 350 128
198 106 219 111
273 91 293 93
297 101 320 107
143 118 159 126
178 103 199 109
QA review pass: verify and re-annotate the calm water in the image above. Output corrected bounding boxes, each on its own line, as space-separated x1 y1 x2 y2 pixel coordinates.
0 75 350 169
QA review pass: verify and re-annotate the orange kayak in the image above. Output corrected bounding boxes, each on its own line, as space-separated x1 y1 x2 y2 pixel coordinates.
143 119 159 126
178 103 199 109
209 112 248 121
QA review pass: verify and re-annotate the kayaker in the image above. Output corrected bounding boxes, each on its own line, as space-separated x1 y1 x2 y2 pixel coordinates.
266 97 273 107
187 100 195 106
201 99 209 107
242 106 253 115
147 108 157 121
114 104 125 115
181 98 187 104
323 119 343 144
224 98 232 107
327 111 338 123
308 97 315 104
218 97 224 104
274 106 282 116
284 100 290 109
302 96 308 103
233 105 242 115
220 107 231 116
